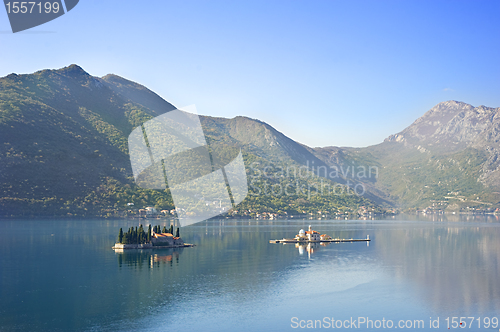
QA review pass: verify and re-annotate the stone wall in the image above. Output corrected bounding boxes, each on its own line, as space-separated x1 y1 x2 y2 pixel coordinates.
113 243 153 249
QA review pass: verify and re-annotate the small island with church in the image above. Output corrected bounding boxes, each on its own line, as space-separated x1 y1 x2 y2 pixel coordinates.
269 225 371 244
112 224 195 249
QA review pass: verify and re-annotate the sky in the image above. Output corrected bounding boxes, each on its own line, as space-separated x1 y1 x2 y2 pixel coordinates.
1 0 499 148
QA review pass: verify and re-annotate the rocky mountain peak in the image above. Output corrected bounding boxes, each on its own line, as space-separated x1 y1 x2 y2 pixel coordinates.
384 101 500 151
57 64 90 77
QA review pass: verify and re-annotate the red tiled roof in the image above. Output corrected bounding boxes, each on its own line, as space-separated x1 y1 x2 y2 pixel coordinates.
154 233 173 238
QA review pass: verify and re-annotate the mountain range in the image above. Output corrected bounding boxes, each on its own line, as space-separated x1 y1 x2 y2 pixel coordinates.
1 64 498 217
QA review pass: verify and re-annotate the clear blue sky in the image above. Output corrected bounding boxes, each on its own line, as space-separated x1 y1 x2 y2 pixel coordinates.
1 0 499 147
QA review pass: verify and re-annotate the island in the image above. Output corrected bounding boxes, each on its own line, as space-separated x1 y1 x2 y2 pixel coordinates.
112 224 195 249
269 225 371 244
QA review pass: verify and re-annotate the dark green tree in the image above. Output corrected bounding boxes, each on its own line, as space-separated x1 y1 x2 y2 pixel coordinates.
169 225 173 235
162 226 167 233
122 231 129 244
147 225 152 242
153 225 157 234
138 225 144 244
175 227 179 237
118 228 123 243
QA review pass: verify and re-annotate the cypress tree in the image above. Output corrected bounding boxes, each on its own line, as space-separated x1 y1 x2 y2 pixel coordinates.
153 225 157 234
122 232 129 244
147 225 152 242
169 225 173 235
162 226 167 234
138 225 144 244
175 227 179 237
118 228 123 243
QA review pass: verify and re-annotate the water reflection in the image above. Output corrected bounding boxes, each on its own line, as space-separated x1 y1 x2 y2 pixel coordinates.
1 218 499 332
295 242 332 257
151 251 180 265
115 249 184 269
393 213 500 223
373 223 500 314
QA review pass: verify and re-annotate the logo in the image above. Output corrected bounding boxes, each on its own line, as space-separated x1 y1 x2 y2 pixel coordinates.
3 0 79 33
128 105 249 227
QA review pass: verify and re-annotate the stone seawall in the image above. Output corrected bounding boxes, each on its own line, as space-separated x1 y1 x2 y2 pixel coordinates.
112 243 195 249
112 243 153 249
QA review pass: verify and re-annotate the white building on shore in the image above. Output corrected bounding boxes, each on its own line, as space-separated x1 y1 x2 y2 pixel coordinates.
295 225 321 242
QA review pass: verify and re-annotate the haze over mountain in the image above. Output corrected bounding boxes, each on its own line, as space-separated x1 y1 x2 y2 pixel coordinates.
313 101 500 210
0 64 498 217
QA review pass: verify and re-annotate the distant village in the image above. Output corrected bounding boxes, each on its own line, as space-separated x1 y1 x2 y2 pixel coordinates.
115 200 499 221
405 192 500 215
117 203 398 220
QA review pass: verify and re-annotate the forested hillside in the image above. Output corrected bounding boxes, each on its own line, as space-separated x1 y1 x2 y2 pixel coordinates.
0 65 379 218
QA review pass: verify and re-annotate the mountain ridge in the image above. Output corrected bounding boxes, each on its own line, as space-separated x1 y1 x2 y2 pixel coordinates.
314 100 500 210
0 64 379 217
1 64 498 217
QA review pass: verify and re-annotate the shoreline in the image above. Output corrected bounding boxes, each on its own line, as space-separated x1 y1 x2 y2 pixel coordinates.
112 243 195 250
3 211 500 220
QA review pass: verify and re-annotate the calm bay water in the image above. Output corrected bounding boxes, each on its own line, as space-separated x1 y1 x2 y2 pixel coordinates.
0 217 499 331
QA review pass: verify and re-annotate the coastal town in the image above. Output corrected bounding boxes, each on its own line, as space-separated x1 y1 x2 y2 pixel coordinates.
117 204 398 220
114 203 500 222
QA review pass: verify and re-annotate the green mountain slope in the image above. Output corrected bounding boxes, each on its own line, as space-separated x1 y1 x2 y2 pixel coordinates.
0 65 378 218
312 101 500 212
0 65 172 216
